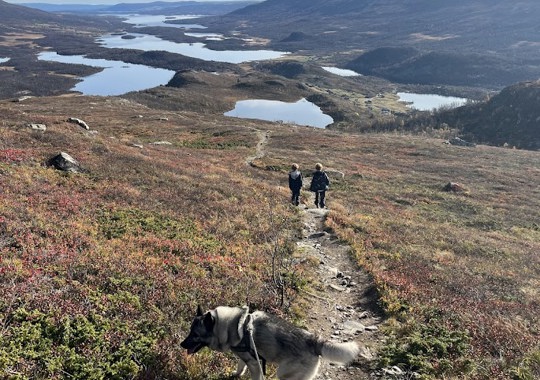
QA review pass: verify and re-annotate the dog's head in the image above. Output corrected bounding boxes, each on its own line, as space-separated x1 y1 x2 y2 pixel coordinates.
180 305 216 355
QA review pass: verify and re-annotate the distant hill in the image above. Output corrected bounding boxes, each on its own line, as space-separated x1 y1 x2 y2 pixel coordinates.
24 1 259 15
345 47 537 88
0 0 60 23
440 81 540 150
106 1 259 15
232 0 362 16
380 80 540 150
0 0 115 30
207 0 540 89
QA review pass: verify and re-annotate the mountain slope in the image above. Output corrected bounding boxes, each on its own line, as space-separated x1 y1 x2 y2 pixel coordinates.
207 0 540 88
0 93 538 379
0 0 60 23
0 0 117 31
442 80 540 150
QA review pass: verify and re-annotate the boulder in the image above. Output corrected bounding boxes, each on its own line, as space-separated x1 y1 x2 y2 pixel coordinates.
448 137 476 147
27 123 46 131
443 182 467 193
46 152 84 173
67 117 90 130
326 169 345 180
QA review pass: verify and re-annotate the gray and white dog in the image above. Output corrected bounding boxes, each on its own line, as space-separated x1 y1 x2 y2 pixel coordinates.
181 305 360 380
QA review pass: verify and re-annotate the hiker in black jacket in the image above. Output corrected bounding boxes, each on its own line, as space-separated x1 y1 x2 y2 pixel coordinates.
309 163 330 208
288 163 303 206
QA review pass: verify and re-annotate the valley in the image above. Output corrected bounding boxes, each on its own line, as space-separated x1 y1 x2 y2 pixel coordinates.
0 1 539 379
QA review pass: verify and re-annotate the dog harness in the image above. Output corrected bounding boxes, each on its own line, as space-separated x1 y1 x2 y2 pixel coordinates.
231 307 267 376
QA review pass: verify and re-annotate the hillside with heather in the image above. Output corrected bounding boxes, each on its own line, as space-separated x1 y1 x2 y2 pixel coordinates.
444 81 540 150
369 80 540 150
1 92 539 379
1 1 540 379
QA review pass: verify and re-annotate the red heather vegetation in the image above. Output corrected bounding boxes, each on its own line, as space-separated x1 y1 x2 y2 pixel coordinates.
0 95 539 379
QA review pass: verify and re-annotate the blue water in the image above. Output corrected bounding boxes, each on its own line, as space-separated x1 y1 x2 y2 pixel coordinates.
38 52 175 96
397 92 468 111
225 98 334 128
98 32 288 64
36 12 288 95
118 14 207 29
322 66 361 77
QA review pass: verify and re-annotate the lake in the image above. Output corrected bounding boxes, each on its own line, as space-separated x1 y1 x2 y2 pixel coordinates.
322 66 361 77
225 98 334 128
101 14 287 63
118 14 207 29
397 92 469 111
38 52 175 96
184 32 225 41
37 12 288 95
98 32 288 64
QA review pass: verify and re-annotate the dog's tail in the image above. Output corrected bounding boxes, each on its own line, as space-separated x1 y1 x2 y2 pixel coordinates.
320 341 360 364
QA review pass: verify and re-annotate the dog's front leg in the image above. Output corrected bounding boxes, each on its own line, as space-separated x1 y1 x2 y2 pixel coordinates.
233 359 247 377
234 352 263 380
245 359 263 380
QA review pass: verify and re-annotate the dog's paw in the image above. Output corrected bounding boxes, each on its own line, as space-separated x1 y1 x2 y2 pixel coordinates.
232 360 247 377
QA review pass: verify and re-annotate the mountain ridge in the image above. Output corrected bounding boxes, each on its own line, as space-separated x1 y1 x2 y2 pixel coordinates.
207 0 540 88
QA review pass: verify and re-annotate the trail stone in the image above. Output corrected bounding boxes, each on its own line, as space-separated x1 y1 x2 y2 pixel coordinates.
329 284 345 292
342 320 366 334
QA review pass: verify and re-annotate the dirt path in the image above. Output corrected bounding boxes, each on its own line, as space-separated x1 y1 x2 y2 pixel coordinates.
246 129 270 166
295 198 384 379
247 128 384 378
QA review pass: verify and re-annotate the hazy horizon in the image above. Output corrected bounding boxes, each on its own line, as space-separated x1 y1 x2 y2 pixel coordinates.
6 0 255 5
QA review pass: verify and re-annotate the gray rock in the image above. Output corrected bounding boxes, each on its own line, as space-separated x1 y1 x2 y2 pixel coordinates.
151 141 173 145
329 284 345 292
14 96 33 102
443 182 467 192
27 123 46 131
46 152 84 173
67 117 90 130
342 320 366 334
448 136 476 147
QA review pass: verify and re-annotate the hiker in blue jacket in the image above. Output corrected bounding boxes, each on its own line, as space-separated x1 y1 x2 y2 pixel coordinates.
309 163 330 208
288 163 303 206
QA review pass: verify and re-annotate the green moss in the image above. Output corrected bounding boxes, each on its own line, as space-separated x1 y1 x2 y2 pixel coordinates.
0 307 160 380
97 208 222 252
513 348 540 380
379 311 472 379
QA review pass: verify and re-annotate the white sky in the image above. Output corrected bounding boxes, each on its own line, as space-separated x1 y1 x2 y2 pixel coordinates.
6 0 251 4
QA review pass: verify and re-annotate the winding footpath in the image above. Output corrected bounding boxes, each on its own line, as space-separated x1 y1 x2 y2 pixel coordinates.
247 128 384 379
298 205 383 379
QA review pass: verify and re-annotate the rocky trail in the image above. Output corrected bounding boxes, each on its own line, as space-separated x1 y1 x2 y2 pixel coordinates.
248 128 385 379
296 203 383 379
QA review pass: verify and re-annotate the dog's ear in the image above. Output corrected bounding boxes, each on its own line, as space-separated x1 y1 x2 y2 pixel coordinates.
196 305 204 316
203 312 215 331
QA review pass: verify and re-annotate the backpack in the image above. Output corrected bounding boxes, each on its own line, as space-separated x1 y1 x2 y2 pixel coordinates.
310 171 329 192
